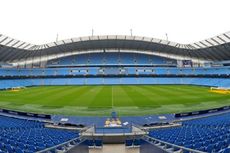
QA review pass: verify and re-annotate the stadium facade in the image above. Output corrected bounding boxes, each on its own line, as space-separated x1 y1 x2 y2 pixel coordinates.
0 32 230 153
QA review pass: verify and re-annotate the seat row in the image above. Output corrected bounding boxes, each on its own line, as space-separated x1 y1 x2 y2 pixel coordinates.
149 112 230 153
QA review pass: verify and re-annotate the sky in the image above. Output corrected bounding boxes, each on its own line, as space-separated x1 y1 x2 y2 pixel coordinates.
0 0 230 45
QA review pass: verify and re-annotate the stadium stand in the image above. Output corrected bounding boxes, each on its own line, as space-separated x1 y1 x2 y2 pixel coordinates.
148 112 230 153
0 67 229 77
47 53 177 66
0 115 79 153
0 65 229 90
0 77 229 90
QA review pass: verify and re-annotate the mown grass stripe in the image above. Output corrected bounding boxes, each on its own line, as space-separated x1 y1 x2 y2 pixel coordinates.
0 85 229 116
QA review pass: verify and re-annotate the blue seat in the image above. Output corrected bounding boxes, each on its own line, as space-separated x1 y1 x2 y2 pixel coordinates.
46 142 55 148
0 143 4 150
18 142 26 149
15 147 24 153
36 142 46 148
87 140 94 147
223 148 230 153
194 142 202 149
95 139 102 147
9 140 17 146
133 139 141 146
5 144 14 153
36 146 45 151
205 144 214 152
24 151 33 153
27 145 36 152
125 139 133 147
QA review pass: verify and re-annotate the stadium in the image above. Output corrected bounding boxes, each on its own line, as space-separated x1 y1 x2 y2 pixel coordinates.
0 32 230 153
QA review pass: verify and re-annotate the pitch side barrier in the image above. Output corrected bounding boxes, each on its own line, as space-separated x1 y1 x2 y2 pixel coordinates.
143 135 205 153
175 105 230 118
0 108 51 120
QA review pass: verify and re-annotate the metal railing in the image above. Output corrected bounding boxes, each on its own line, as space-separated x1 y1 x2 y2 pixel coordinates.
36 136 85 153
143 135 206 153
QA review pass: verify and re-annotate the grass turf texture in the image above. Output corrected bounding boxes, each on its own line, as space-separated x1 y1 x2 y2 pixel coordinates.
0 85 229 116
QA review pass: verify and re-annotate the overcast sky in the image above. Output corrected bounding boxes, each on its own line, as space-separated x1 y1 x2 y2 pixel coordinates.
0 0 229 45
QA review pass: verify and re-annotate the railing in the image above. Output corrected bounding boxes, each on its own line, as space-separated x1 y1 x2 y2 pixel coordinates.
132 124 149 134
36 136 85 153
143 135 206 153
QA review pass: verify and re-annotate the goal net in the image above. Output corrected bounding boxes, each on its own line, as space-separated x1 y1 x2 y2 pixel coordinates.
10 86 26 92
210 87 230 94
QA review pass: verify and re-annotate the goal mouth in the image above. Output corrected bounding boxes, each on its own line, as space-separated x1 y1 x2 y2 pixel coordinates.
9 87 25 92
209 87 230 94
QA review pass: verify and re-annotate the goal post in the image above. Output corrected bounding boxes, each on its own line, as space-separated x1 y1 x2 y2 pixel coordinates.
210 87 230 94
10 86 25 92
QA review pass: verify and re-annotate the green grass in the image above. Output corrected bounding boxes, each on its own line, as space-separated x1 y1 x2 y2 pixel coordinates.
0 85 229 116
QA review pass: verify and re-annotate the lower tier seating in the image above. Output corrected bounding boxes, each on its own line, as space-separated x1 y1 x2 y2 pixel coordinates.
0 115 79 153
0 77 229 89
149 112 230 153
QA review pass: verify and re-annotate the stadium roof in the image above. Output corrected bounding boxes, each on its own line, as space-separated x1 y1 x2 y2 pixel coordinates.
0 32 230 65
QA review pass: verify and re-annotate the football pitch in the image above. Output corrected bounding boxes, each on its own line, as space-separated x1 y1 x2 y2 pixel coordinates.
0 85 229 116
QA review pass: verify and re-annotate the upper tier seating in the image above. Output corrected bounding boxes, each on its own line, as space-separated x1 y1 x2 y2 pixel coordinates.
149 113 230 153
0 115 79 153
47 52 177 66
